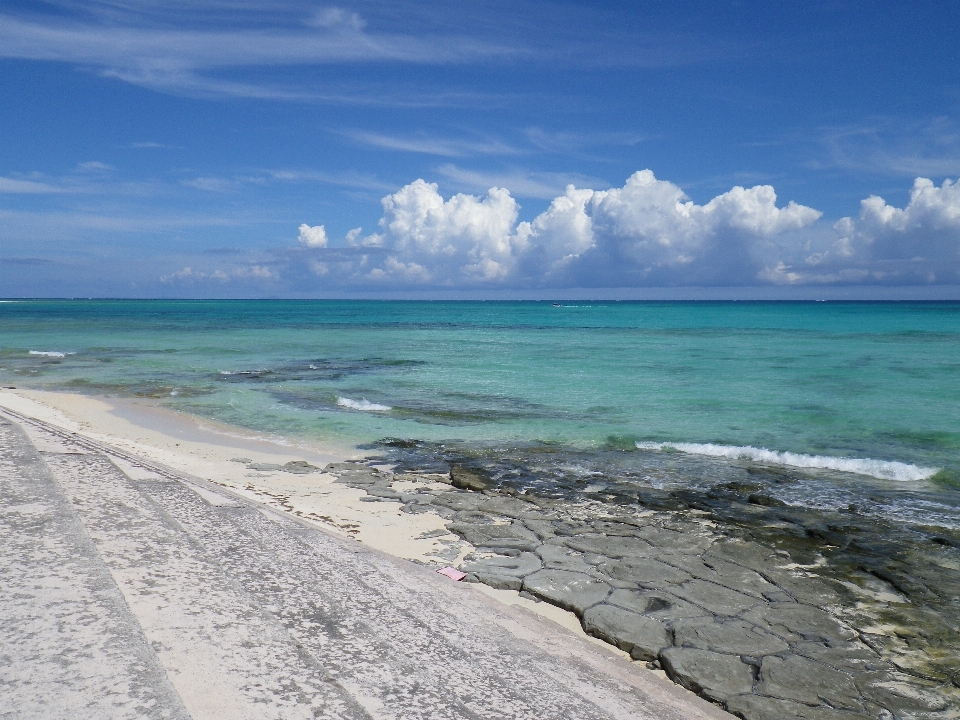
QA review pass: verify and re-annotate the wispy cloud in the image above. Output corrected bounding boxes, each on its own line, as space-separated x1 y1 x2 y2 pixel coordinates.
0 10 522 99
343 130 522 158
0 177 66 194
819 117 960 178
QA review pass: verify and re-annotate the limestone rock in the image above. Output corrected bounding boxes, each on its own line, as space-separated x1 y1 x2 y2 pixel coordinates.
673 618 789 657
660 647 755 702
597 557 692 589
757 655 863 712
670 579 760 616
459 552 542 591
743 602 858 643
607 588 709 621
522 569 611 614
581 604 670 661
859 674 953 717
536 545 595 574
563 534 654 558
725 694 872 720
447 521 540 552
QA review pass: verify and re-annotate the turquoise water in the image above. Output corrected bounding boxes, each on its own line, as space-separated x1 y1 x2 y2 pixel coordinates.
2 300 958 523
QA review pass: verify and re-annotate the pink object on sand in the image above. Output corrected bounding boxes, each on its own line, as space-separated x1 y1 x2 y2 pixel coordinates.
437 566 467 581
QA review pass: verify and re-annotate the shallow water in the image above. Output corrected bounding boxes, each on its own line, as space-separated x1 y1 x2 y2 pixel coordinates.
1 299 958 529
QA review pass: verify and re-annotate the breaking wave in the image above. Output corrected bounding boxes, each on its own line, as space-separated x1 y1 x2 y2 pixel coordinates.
29 350 72 358
337 396 391 412
635 441 939 482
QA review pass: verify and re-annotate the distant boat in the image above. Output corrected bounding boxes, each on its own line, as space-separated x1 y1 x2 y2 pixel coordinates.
552 303 561 307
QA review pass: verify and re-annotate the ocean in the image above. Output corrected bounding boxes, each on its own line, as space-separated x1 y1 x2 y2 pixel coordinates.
1 299 958 529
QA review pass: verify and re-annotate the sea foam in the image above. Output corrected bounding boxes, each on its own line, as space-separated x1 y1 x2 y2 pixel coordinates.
337 397 391 412
635 441 938 482
29 350 71 358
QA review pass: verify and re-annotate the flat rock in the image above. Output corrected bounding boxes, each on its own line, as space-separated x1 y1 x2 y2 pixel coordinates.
661 555 781 599
460 552 542 590
479 496 539 518
563 534 654 558
660 647 755 702
743 602 858 643
522 569 611 614
670 579 760 616
581 604 670 661
757 655 864 712
859 674 953 716
536 545 595 574
725 694 872 720
764 570 843 606
430 492 487 512
597 557 692 589
706 540 783 574
607 588 710 621
447 521 540 553
634 526 714 552
673 618 790 656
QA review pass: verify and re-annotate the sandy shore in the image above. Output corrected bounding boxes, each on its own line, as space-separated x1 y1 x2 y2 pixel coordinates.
0 387 605 641
5 388 959 720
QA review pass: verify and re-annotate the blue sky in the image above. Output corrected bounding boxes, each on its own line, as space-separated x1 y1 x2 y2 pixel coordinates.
2 0 959 298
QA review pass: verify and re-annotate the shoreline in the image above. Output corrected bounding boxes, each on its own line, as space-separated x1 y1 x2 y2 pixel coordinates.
0 388 610 645
4 388 959 719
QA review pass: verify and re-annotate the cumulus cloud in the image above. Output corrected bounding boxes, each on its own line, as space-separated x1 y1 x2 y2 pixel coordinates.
298 224 328 248
294 171 960 289
764 177 960 285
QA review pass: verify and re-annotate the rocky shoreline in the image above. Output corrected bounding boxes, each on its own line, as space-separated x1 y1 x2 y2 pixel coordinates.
317 458 960 720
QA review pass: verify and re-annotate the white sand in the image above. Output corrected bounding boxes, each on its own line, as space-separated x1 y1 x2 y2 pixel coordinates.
0 388 633 650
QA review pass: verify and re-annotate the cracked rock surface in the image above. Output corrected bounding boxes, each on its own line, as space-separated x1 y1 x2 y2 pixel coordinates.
327 460 960 720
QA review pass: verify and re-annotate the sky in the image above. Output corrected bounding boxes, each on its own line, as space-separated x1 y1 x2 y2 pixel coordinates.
2 0 960 298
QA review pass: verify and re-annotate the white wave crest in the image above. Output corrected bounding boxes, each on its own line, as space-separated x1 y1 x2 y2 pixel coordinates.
337 396 391 412
635 441 938 482
29 350 72 358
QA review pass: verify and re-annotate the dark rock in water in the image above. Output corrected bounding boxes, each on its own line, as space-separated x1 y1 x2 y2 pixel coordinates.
523 569 611 614
581 604 670 661
672 617 789 657
450 465 490 491
660 647 755 702
725 694 871 720
757 655 864 712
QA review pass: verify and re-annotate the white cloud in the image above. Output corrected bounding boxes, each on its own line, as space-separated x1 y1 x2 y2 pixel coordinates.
160 264 276 283
0 10 519 99
343 131 520 158
370 179 521 283
298 224 328 248
294 171 960 289
0 177 64 194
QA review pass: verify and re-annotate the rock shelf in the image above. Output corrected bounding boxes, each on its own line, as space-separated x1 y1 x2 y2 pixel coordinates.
325 461 960 720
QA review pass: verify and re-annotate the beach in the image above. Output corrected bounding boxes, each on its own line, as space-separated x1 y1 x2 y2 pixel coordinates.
0 388 736 720
2 387 959 719
2 299 960 718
